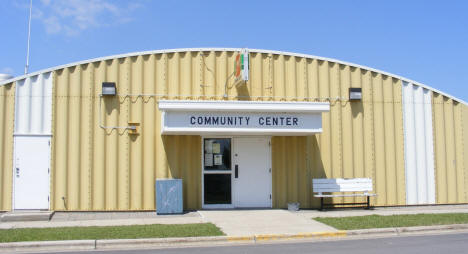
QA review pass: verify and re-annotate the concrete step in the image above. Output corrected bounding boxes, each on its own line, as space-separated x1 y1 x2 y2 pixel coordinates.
1 211 55 222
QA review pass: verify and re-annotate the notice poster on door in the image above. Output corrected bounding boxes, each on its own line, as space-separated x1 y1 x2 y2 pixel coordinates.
204 153 213 166
214 154 223 165
204 140 213 153
212 143 221 154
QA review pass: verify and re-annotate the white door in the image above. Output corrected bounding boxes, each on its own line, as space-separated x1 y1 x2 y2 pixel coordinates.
233 137 271 208
13 136 50 210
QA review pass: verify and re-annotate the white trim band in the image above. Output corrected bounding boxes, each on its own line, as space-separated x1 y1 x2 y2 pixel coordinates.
158 100 330 113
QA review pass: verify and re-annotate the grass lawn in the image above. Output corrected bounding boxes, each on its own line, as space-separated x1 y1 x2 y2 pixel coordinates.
0 223 224 243
314 213 468 230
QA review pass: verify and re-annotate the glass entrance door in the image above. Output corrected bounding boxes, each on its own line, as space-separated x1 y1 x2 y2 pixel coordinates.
202 138 232 207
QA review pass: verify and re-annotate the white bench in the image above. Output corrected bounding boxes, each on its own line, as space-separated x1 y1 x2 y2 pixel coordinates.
312 178 377 210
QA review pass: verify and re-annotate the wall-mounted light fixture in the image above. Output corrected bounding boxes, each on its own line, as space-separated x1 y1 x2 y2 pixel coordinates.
102 82 117 96
349 87 362 101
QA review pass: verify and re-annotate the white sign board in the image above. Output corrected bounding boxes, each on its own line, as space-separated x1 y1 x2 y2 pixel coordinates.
159 100 329 136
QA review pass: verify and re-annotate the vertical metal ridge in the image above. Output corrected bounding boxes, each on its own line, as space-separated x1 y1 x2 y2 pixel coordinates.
50 72 56 210
424 89 436 203
454 103 465 202
464 106 468 202
395 79 407 205
373 73 385 205
0 82 15 210
382 76 394 204
445 98 456 203
0 85 6 209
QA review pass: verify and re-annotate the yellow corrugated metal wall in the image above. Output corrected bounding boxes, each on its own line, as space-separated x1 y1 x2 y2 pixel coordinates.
47 49 466 210
0 82 15 211
264 56 406 208
432 95 467 203
51 53 207 211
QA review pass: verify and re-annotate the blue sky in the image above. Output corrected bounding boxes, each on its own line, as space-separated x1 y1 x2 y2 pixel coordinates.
1 0 467 102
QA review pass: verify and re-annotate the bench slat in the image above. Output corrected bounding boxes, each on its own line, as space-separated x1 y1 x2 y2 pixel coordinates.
312 178 375 194
313 183 373 190
313 178 372 184
315 193 377 198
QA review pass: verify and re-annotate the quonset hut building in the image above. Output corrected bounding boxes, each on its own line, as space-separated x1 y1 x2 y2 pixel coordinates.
0 48 467 211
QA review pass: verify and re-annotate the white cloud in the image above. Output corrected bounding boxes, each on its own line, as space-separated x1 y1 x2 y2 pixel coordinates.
0 67 14 75
17 0 142 36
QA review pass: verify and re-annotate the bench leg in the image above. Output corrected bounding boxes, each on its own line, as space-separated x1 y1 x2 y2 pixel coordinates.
366 196 370 209
320 197 324 211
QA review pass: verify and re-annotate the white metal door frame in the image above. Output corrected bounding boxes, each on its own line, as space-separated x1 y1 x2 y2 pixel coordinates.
232 137 272 208
201 135 272 209
12 135 51 210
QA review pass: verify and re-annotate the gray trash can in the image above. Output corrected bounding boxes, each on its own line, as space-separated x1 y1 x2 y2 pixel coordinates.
155 179 183 214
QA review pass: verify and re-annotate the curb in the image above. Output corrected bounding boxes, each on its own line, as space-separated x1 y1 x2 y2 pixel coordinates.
0 240 96 252
0 232 345 252
347 223 468 236
1 224 467 252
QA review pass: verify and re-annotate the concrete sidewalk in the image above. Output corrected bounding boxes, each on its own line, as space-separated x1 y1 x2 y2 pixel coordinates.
1 204 467 235
199 209 337 236
0 211 204 230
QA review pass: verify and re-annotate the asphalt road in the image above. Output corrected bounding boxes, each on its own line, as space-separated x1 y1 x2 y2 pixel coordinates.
48 232 468 254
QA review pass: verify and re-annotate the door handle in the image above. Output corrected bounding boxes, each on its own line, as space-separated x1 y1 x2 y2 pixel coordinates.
235 165 238 178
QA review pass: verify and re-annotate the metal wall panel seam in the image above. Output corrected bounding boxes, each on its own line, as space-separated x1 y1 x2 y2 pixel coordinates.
7 82 15 210
124 58 130 209
369 72 376 204
395 79 405 205
337 65 343 186
303 58 308 101
460 105 468 202
385 78 395 204
454 103 465 202
459 104 465 202
6 82 15 210
421 89 429 202
88 64 94 210
49 72 55 211
442 99 451 202
198 53 203 98
431 94 439 203
268 54 273 98
0 86 4 209
424 90 436 203
415 87 427 203
378 76 388 204
50 73 56 210
447 99 457 203
402 82 409 204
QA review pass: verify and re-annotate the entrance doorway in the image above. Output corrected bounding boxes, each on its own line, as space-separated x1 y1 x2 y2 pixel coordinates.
202 137 271 208
13 136 50 210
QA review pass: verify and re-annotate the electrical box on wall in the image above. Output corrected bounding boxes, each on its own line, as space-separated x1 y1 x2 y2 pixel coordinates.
156 179 183 214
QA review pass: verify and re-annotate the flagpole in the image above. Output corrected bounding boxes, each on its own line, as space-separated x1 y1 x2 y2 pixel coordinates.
25 0 32 74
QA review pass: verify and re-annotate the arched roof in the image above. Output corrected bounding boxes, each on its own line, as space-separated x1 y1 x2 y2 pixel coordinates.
1 48 466 106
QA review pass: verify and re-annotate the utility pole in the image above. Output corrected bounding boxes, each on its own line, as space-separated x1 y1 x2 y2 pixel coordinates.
24 0 32 74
